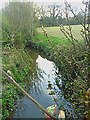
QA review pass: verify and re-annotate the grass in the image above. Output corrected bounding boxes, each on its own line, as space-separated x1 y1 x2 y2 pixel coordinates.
32 33 72 55
37 25 83 41
35 25 84 52
33 25 84 57
34 34 71 46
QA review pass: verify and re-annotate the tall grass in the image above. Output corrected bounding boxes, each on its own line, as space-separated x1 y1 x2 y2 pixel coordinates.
37 25 83 41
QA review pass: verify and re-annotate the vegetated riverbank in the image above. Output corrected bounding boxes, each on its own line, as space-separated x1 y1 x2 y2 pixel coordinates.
2 2 38 118
12 52 74 119
2 32 87 119
27 33 87 119
2 46 35 120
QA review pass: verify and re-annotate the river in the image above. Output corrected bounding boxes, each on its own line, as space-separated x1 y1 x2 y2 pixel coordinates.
12 49 76 119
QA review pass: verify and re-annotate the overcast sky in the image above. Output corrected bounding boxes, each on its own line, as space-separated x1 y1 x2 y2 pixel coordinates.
30 0 83 2
0 0 84 2
0 0 85 10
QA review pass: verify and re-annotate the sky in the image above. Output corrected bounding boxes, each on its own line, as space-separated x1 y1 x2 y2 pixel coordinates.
0 0 84 2
0 0 85 10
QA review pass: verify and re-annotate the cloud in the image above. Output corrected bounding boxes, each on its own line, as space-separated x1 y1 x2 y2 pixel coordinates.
30 0 83 3
0 0 84 10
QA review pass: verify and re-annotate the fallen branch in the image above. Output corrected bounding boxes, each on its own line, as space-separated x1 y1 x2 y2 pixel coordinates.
2 70 56 120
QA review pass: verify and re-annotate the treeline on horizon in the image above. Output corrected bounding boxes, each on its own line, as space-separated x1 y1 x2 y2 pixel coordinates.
38 3 88 27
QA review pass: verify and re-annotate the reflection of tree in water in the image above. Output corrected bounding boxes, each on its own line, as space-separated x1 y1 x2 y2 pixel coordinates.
27 49 38 77
46 70 78 119
14 99 26 118
23 50 78 119
26 50 46 94
31 66 46 95
13 49 78 119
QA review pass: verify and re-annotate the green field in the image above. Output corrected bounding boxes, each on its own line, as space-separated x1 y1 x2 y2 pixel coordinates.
37 25 83 41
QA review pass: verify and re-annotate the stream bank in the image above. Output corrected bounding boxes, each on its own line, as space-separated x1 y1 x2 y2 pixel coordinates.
3 47 76 119
12 49 75 119
26 34 86 119
2 33 86 119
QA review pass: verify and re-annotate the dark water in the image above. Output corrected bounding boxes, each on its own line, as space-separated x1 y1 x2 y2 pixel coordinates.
13 50 76 119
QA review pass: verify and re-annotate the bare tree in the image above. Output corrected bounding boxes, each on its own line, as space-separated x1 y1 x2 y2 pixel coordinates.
47 4 62 26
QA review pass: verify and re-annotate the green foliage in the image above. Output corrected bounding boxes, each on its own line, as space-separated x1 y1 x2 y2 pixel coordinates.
2 83 17 120
31 25 88 118
2 2 38 47
3 47 32 81
2 47 33 119
2 1 90 119
32 33 71 50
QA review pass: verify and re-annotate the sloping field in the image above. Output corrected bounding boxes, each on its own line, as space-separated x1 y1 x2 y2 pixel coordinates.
37 25 83 41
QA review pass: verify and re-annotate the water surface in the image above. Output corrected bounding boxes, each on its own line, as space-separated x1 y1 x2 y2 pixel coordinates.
13 50 75 118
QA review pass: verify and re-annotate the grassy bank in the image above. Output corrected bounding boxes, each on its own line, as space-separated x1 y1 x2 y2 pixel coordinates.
31 33 73 57
2 47 33 120
37 25 83 41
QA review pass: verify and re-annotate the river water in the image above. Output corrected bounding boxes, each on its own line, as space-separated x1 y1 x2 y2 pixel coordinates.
12 49 76 119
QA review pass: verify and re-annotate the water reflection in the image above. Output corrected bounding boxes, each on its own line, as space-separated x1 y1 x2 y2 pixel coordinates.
13 51 76 118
